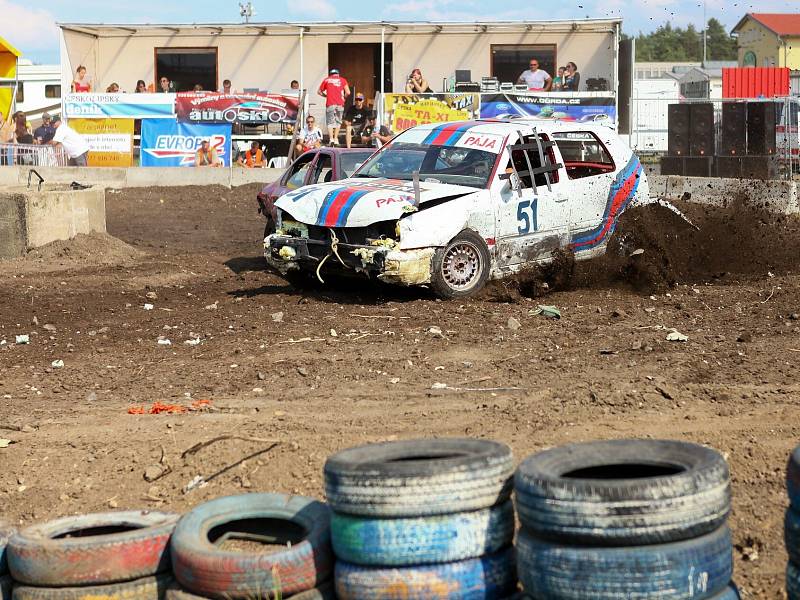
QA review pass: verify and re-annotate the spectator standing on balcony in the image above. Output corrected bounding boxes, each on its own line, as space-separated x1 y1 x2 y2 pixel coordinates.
34 113 56 144
13 111 30 143
158 76 175 93
343 93 370 148
195 139 221 167
552 67 566 91
106 82 120 93
295 115 323 156
50 117 90 167
238 141 265 168
517 59 552 91
290 80 300 90
220 79 237 94
71 66 92 93
135 80 147 93
405 68 432 93
562 62 581 91
318 68 350 146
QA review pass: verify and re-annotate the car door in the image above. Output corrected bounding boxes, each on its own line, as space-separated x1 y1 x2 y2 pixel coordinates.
493 132 570 269
282 152 317 192
309 152 334 185
551 130 618 253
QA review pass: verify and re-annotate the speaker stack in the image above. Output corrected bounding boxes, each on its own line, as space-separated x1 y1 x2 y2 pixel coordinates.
663 101 778 179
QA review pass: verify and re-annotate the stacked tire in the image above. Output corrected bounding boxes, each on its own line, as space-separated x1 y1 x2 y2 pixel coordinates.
6 511 178 600
1 521 15 600
169 493 334 599
785 445 800 598
515 439 740 599
325 439 518 599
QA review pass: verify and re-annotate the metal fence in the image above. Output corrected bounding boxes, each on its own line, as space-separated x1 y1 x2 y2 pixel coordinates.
627 97 800 179
0 143 69 167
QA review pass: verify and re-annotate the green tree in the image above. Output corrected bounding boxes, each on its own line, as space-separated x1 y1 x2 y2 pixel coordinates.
705 18 737 60
625 19 737 62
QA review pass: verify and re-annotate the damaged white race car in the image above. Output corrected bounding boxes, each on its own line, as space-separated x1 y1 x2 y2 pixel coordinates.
265 118 649 298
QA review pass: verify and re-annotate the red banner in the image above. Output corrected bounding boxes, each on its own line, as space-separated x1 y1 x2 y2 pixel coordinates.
175 92 300 125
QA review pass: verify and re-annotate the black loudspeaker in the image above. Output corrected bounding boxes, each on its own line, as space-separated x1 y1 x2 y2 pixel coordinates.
715 156 741 178
668 104 690 156
689 103 715 156
660 155 684 176
720 103 747 156
684 156 714 177
741 155 778 179
747 102 777 155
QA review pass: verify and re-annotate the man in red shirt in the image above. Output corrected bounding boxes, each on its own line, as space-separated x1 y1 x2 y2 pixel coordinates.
317 68 350 146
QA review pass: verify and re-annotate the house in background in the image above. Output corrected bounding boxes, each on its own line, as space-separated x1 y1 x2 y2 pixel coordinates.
732 13 800 69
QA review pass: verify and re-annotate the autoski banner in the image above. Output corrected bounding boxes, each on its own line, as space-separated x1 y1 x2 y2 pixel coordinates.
479 93 617 124
175 92 300 125
382 94 480 132
140 120 232 167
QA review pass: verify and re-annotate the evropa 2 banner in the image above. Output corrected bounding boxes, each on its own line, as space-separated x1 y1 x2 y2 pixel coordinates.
175 92 300 125
479 93 617 123
140 120 232 167
64 93 175 119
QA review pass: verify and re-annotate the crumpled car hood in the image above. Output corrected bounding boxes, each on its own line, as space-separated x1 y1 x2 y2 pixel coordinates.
275 177 477 228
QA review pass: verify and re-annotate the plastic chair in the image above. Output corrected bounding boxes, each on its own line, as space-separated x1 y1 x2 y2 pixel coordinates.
268 156 288 169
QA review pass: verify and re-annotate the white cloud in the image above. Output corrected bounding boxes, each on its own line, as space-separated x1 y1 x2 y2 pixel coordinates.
0 0 59 53
287 0 336 20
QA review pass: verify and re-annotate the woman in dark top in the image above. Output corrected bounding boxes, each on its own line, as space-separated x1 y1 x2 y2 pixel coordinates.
562 62 581 91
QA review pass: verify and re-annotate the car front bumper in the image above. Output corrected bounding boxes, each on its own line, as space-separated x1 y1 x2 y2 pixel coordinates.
264 234 435 286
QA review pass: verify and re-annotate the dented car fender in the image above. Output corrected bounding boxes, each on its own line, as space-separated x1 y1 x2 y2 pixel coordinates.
398 191 492 250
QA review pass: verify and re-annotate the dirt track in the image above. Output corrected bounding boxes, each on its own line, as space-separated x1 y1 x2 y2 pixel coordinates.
1 184 799 598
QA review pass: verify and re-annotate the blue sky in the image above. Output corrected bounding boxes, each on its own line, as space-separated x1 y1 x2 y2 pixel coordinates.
1 0 798 65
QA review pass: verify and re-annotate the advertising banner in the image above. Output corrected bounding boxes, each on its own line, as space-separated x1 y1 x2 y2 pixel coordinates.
140 120 232 167
479 93 617 123
175 92 300 125
382 94 480 132
70 118 134 167
64 93 176 119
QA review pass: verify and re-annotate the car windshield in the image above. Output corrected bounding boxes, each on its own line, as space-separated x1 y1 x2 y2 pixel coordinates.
340 151 374 178
353 142 498 189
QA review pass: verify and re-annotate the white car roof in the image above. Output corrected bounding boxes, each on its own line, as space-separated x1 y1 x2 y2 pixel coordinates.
405 118 613 139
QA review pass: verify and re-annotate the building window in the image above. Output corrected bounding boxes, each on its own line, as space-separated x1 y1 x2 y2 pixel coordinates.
491 45 557 86
15 83 23 104
743 51 757 67
45 85 61 98
155 48 218 92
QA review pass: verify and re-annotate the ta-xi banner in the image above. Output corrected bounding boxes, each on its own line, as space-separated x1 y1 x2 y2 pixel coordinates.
175 92 300 125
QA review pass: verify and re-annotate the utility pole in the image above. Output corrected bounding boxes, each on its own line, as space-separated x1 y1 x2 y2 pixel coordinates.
702 0 707 64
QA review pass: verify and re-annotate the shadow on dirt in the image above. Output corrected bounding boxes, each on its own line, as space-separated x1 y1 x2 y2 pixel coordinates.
224 256 269 274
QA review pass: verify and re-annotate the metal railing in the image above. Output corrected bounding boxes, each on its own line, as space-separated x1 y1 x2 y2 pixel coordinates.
0 143 69 167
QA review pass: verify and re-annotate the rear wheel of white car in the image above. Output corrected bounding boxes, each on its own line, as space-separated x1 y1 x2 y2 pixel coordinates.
431 230 491 299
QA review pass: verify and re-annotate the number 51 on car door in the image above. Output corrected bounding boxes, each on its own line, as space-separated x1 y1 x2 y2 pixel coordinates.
516 198 538 234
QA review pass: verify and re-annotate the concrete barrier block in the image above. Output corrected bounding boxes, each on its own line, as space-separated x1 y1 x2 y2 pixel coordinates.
0 166 21 187
125 167 231 188
230 168 282 187
0 193 26 259
20 166 127 186
659 175 799 216
25 188 107 248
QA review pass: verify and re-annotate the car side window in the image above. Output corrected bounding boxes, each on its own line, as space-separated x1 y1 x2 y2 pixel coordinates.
508 134 559 188
312 154 333 184
553 132 615 180
285 155 315 190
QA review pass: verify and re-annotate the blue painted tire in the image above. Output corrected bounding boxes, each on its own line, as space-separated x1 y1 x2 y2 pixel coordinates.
786 508 800 566
170 493 332 599
789 562 800 600
788 445 800 510
331 501 514 566
325 439 514 518
0 521 13 576
520 585 740 600
517 525 733 599
335 546 517 599
515 439 730 545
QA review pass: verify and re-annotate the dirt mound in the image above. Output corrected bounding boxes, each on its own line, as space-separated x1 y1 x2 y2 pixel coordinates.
481 249 576 302
22 232 142 265
587 199 800 293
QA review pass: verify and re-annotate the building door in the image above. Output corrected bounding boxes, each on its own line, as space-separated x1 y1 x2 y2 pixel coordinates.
328 43 392 104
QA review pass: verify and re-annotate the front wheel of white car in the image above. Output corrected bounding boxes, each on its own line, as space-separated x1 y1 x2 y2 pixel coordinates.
430 230 491 299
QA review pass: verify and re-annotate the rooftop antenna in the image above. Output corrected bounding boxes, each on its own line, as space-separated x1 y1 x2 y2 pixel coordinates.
239 1 255 23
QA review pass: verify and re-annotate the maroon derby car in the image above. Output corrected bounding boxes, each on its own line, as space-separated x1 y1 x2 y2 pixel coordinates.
257 148 375 236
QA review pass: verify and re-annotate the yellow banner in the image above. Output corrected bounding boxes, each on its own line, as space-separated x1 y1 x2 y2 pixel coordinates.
382 94 480 132
70 118 134 167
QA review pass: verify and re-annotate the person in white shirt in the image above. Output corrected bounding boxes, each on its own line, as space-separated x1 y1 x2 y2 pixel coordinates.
517 59 553 91
50 118 91 166
295 115 323 156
